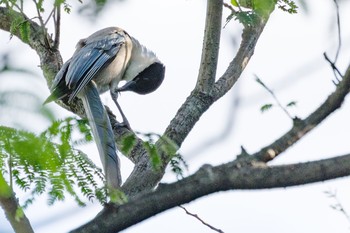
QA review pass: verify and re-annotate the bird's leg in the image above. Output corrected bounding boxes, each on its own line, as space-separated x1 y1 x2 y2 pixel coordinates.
110 90 131 130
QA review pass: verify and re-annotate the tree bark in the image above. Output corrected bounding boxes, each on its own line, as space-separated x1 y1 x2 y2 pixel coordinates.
70 153 350 233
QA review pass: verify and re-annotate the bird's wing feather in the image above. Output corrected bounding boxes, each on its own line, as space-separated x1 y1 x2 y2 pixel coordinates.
65 35 125 102
43 59 72 104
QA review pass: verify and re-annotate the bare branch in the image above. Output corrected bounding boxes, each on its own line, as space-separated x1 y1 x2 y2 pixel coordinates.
32 0 44 27
70 153 350 233
324 188 350 224
0 6 61 81
195 0 223 93
43 8 54 26
324 52 343 83
179 205 225 233
53 4 61 50
223 2 238 12
333 0 341 63
255 75 294 120
211 19 268 101
323 0 343 83
253 64 350 162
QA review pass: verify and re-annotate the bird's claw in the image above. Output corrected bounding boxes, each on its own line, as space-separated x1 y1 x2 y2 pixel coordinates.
114 121 132 131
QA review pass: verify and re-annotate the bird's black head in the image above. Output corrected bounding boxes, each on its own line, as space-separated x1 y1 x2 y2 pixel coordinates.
117 62 165 94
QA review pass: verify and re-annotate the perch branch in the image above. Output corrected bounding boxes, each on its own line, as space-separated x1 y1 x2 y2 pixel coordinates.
71 152 350 233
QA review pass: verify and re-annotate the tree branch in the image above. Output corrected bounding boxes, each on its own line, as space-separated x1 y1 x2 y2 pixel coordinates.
179 205 224 233
0 6 65 104
252 64 350 162
71 152 350 233
0 174 34 233
53 4 61 50
211 20 268 101
119 2 272 198
195 0 223 93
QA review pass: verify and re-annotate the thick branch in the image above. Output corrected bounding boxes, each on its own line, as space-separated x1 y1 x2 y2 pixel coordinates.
0 174 34 233
195 0 223 92
120 5 271 198
71 153 350 233
253 64 350 162
211 21 267 100
164 23 268 156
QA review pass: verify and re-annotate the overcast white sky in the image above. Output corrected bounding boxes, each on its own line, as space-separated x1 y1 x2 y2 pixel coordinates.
1 0 350 232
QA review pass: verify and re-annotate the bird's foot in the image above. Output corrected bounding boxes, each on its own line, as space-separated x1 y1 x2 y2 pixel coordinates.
114 121 132 131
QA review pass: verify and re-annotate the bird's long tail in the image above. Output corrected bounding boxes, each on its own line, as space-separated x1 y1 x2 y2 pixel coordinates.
79 82 121 190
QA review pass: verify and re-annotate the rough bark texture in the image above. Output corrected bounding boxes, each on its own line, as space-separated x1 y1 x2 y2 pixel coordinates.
1 1 350 233
196 0 223 92
70 153 350 233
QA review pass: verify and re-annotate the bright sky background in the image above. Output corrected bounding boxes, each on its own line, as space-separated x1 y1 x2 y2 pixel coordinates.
1 0 350 232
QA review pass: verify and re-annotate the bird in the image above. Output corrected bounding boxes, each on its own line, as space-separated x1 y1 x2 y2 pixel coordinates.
44 27 165 190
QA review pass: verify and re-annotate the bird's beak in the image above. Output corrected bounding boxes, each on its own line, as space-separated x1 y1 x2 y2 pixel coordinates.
116 80 137 92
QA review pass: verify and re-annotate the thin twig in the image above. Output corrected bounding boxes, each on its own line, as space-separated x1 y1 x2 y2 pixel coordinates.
20 0 23 11
324 53 343 83
253 64 350 163
53 4 61 49
44 8 55 26
255 75 294 120
32 0 52 48
179 205 224 233
333 0 341 63
32 0 45 28
223 1 241 12
323 0 343 84
324 189 350 224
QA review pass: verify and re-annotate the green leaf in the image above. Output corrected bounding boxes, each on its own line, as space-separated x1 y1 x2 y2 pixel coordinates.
235 11 259 27
278 0 298 14
15 207 24 221
240 0 254 8
120 134 136 155
254 0 276 18
0 122 107 208
170 154 188 180
0 173 12 198
231 0 239 7
36 0 45 12
109 189 128 205
19 20 31 43
10 15 30 43
260 103 273 112
286 101 297 107
143 141 161 171
159 136 178 157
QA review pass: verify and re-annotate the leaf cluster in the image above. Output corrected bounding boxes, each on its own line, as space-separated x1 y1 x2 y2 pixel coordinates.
0 117 107 208
0 0 77 14
121 131 187 178
226 0 298 27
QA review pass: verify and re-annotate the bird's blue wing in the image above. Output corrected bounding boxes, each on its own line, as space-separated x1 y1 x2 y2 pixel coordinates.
43 59 72 104
65 36 124 102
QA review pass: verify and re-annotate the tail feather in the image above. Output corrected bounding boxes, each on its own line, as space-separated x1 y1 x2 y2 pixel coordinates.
80 81 121 189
